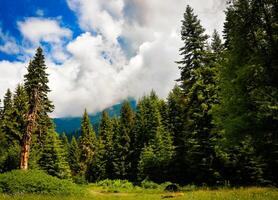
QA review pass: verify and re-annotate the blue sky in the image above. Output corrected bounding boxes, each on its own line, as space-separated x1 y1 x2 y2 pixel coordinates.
0 0 81 61
0 0 226 117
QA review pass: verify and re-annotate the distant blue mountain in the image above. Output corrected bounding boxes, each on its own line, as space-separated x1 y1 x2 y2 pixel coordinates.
53 99 136 134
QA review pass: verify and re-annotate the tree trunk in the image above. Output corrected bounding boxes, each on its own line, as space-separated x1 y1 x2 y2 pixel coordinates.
20 90 38 170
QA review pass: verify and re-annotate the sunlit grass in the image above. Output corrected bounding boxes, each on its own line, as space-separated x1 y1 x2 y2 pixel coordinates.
1 187 277 200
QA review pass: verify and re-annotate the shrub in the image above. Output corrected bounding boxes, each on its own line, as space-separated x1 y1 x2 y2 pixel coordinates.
140 180 159 189
95 179 134 190
0 170 83 195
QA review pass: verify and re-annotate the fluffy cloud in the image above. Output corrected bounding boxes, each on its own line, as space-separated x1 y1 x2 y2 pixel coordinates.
0 28 20 54
0 61 26 97
67 0 124 42
18 17 72 44
17 17 72 62
0 1 227 117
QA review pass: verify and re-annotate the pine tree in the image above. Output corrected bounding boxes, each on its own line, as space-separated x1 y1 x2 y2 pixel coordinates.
11 85 29 143
21 47 54 170
175 5 222 184
98 111 114 178
60 133 70 155
113 101 134 179
86 111 113 181
217 0 278 184
79 109 97 176
176 5 209 91
39 130 71 179
0 88 22 172
68 136 81 176
211 30 224 54
167 85 187 182
1 89 14 143
138 98 174 182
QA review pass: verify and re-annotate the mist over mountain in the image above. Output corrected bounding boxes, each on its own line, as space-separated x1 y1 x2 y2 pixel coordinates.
53 99 136 134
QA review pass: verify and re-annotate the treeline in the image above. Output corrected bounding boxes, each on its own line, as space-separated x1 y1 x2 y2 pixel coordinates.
0 1 277 186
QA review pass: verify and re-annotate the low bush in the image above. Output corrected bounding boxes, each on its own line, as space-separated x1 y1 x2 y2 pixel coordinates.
94 179 134 190
0 170 83 195
140 180 160 189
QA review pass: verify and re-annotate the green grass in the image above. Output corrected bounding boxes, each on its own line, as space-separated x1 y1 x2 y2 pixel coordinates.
0 173 277 199
0 187 277 200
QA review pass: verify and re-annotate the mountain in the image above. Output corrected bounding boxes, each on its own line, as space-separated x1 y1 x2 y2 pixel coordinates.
53 99 136 134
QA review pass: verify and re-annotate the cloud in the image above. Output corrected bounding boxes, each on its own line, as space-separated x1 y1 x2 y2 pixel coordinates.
67 0 124 42
17 17 72 62
0 61 26 98
18 17 72 44
0 0 227 117
0 28 20 54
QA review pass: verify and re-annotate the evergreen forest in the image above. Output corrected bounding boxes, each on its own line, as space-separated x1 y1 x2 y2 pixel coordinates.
0 1 277 187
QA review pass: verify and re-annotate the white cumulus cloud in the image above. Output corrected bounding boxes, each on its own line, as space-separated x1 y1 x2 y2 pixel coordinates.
0 0 227 117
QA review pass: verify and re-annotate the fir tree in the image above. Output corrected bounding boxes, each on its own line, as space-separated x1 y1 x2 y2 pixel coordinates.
79 109 97 176
113 101 134 179
68 136 81 176
21 47 54 170
217 0 278 184
175 5 222 184
39 131 71 179
98 111 114 178
176 5 209 91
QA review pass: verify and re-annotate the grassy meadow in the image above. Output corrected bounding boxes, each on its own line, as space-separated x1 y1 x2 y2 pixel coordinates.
1 187 277 200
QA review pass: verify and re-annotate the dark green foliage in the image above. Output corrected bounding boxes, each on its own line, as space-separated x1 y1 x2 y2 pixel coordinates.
0 86 28 172
176 5 209 91
79 109 97 176
222 137 265 186
174 5 222 185
68 136 81 176
24 48 54 137
112 101 134 179
216 0 278 184
39 131 71 179
137 92 175 182
138 126 174 183
87 111 113 181
0 170 82 194
0 2 277 188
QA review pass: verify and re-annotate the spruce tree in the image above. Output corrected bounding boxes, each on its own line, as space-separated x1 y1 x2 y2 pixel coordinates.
87 111 113 181
137 92 175 182
68 136 81 176
176 5 209 91
39 131 71 179
21 47 54 170
217 0 278 184
175 5 222 184
98 111 114 178
113 101 134 179
79 109 97 176
0 89 22 172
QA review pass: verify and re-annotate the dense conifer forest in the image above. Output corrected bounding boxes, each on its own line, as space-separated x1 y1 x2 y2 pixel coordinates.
0 1 277 187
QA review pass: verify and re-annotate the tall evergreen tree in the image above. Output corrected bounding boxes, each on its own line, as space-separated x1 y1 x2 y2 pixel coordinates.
0 88 21 172
128 91 174 182
79 109 97 176
113 101 134 179
217 0 278 184
176 5 209 91
87 111 113 181
39 130 71 179
68 136 81 176
21 47 54 170
98 111 114 178
175 5 222 184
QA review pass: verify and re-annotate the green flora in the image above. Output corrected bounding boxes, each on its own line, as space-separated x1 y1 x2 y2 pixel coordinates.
0 0 277 191
0 170 83 195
